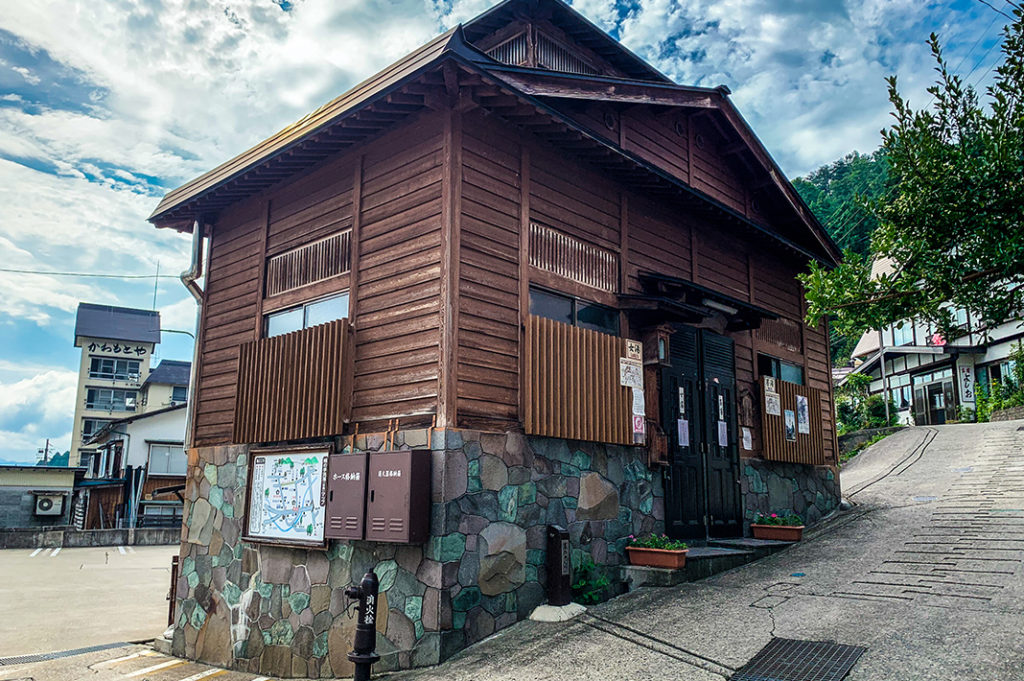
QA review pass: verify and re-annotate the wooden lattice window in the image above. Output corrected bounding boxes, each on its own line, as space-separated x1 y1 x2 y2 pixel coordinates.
529 222 618 293
265 230 351 297
486 32 529 66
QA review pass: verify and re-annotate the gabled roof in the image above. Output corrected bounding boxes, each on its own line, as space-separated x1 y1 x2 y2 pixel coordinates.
462 0 670 83
149 1 838 265
144 359 191 387
75 303 160 344
86 403 187 446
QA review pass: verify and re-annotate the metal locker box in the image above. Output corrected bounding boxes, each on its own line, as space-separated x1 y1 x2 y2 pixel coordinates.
325 452 368 540
366 449 431 544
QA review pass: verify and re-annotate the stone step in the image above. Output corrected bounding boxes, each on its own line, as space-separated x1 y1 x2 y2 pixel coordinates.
708 537 795 560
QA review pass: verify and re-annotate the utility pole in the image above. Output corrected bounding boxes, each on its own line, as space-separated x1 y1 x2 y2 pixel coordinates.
878 329 891 424
37 438 52 464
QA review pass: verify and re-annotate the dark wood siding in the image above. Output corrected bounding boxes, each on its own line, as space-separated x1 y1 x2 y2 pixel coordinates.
457 114 521 426
352 113 445 423
195 199 264 445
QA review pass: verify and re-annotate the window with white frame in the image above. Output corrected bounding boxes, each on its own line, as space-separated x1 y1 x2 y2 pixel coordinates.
265 291 349 338
148 443 186 476
81 418 113 438
171 386 188 403
86 388 137 412
89 357 141 381
892 323 914 346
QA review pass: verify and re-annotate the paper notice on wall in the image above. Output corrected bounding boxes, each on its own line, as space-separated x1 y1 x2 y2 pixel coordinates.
677 419 690 447
717 420 728 447
764 376 777 393
632 414 646 444
765 392 781 416
741 427 752 451
619 358 643 389
718 394 725 421
678 387 686 416
631 387 645 416
626 340 643 361
796 394 810 434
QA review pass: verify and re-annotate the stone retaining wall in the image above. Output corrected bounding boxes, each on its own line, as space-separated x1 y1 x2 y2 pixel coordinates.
0 526 181 549
991 406 1024 422
740 459 840 527
837 427 903 457
171 429 664 677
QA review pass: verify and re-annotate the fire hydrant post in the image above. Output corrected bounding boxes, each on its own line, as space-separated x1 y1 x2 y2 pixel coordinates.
345 570 381 681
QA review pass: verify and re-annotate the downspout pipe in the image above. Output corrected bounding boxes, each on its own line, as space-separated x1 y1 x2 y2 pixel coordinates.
181 219 205 451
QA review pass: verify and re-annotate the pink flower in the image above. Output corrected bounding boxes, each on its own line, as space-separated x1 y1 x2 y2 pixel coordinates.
771 513 778 518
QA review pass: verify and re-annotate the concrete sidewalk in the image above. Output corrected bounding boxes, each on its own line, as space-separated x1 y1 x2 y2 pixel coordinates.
389 422 1024 680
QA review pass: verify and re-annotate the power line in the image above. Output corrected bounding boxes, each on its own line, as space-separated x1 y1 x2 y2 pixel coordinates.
973 0 1015 20
0 267 179 280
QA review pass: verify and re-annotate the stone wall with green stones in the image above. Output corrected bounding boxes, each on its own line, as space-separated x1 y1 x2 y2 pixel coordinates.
171 428 664 677
740 459 840 527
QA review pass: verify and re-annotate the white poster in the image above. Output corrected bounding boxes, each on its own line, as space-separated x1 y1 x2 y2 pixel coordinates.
718 394 725 421
717 420 728 447
796 394 810 435
764 376 777 394
677 419 689 447
631 387 645 416
766 392 781 416
678 387 686 416
741 427 752 451
619 358 643 389
626 340 643 361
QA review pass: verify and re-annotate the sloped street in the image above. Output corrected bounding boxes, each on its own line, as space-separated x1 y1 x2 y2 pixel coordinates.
393 421 1024 681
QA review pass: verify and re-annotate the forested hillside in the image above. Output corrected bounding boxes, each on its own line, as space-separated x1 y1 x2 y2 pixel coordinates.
792 150 889 365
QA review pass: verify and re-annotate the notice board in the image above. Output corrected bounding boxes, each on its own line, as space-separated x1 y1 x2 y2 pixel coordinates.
245 448 329 547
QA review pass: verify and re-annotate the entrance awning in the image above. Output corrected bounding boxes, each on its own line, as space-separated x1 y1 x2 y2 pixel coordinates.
622 272 778 331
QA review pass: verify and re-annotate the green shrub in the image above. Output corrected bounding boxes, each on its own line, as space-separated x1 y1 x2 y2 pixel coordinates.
571 557 610 606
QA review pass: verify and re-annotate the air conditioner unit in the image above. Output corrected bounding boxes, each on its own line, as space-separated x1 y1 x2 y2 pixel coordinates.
35 494 65 516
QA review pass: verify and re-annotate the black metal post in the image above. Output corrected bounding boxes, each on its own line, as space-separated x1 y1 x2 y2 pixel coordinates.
345 570 381 681
546 524 572 606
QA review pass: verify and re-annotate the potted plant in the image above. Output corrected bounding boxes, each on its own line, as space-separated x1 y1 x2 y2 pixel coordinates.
750 512 805 541
625 534 689 569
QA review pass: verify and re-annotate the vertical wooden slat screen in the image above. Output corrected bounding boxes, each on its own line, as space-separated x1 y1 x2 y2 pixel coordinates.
233 318 352 444
265 230 351 297
529 222 618 293
525 315 633 445
759 376 825 465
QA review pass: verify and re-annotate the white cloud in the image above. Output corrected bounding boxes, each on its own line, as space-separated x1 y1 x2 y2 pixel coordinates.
0 368 77 462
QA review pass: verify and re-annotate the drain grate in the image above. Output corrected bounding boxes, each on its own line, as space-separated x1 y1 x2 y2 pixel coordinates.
732 638 866 681
0 642 128 666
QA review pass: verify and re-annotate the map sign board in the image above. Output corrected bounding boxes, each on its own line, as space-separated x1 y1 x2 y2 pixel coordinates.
245 449 329 547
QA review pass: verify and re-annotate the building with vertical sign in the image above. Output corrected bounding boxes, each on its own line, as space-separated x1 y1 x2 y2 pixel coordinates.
149 0 842 674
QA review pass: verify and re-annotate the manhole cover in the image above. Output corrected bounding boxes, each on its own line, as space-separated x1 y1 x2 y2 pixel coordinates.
732 638 866 681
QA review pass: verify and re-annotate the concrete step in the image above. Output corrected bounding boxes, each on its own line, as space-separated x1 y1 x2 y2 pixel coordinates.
621 539 798 590
708 537 795 560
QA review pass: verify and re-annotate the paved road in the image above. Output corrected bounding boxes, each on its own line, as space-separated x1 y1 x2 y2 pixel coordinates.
0 544 178 657
393 421 1024 681
0 643 275 681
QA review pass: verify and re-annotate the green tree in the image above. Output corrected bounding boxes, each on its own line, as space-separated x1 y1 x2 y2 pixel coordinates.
802 10 1024 341
793 149 889 257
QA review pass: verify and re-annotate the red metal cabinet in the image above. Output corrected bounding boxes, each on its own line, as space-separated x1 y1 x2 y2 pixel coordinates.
366 449 431 544
325 453 368 540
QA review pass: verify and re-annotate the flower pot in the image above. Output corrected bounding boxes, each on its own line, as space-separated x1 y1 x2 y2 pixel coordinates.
626 546 689 569
750 524 805 541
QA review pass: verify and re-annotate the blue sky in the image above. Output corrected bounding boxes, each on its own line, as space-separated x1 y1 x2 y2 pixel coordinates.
0 0 1011 463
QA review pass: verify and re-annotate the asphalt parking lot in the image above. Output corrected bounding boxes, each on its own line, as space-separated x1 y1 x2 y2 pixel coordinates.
0 544 178 658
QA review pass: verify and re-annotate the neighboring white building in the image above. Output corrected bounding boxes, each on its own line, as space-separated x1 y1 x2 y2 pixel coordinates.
86 403 187 527
844 260 1022 425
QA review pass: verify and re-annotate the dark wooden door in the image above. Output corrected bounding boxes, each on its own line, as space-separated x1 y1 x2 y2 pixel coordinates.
700 331 742 538
661 327 742 540
661 327 704 539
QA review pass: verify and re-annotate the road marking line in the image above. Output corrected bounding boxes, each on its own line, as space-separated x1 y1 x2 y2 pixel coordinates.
118 545 127 555
93 650 160 668
30 548 43 557
178 669 227 681
127 546 136 553
249 677 271 681
50 547 61 557
124 659 187 677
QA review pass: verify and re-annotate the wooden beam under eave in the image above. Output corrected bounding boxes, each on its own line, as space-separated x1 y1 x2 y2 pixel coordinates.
489 71 717 109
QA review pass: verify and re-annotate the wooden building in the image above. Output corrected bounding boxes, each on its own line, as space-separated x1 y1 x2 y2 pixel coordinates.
153 0 841 675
